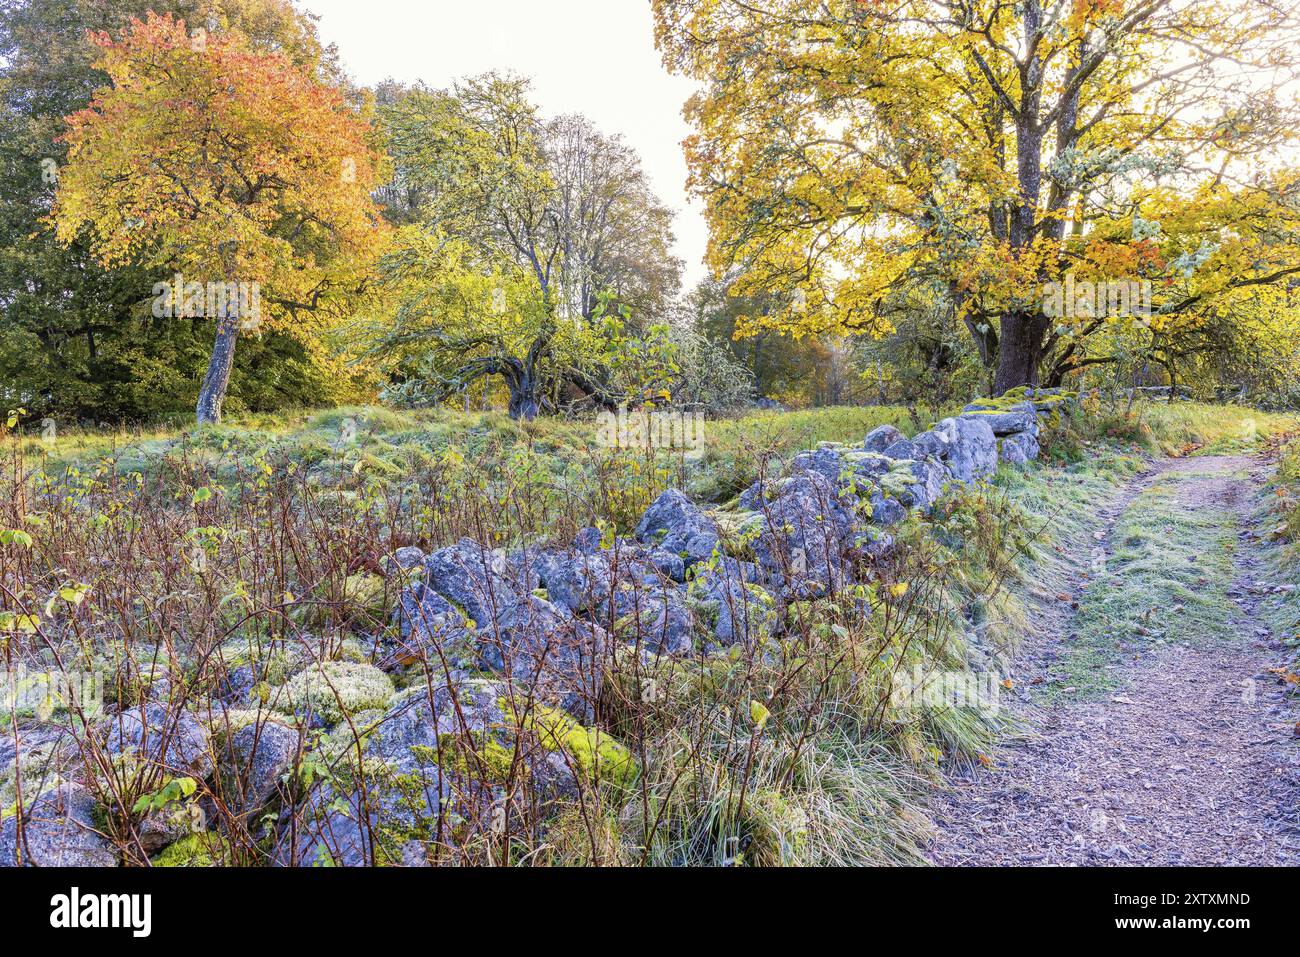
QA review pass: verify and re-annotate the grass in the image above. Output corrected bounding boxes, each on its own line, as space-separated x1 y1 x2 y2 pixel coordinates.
1 396 1292 866
1042 463 1245 700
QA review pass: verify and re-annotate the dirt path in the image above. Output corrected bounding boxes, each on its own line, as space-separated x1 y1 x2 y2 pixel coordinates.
928 454 1300 865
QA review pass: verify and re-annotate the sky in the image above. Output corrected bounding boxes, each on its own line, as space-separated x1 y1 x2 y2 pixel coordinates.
303 0 708 287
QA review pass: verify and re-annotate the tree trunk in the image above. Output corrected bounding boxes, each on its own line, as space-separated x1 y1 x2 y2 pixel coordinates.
507 367 540 420
993 311 1049 395
196 316 239 425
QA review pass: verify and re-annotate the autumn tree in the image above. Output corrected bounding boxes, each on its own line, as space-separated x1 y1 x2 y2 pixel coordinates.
376 74 683 418
653 0 1300 393
53 11 383 424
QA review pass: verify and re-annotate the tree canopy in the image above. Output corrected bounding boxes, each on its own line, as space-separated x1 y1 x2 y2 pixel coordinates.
652 0 1300 392
53 11 384 422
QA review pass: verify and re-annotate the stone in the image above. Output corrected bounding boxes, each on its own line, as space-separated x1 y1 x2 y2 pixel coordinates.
914 416 998 483
572 526 603 554
900 459 947 510
869 492 908 527
104 704 214 779
1000 431 1040 465
423 538 535 629
863 424 906 453
608 583 697 656
635 489 720 567
221 721 302 817
689 576 778 647
0 783 117 867
881 439 918 461
961 401 1040 436
387 546 427 573
273 750 450 868
750 471 851 597
267 662 395 726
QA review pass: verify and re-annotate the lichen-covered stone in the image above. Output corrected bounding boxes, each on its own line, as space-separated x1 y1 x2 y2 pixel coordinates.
635 489 720 567
104 704 214 779
863 424 906 453
0 783 117 867
268 662 395 726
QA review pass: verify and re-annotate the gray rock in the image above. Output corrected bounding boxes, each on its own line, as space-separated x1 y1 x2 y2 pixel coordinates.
423 538 534 629
881 439 918 460
105 704 214 779
1000 431 1040 465
689 576 778 647
635 489 720 567
914 417 998 484
393 584 471 653
0 783 117 867
864 424 906 453
479 595 606 711
961 402 1040 436
572 526 603 554
646 549 686 583
223 721 301 817
273 751 450 867
388 546 427 572
608 584 697 656
750 471 850 597
869 493 908 527
535 551 613 614
900 459 948 510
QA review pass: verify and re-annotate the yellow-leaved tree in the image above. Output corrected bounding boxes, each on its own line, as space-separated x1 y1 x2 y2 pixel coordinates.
653 0 1300 393
54 12 385 423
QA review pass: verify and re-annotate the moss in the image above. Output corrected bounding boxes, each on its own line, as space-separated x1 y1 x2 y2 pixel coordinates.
152 832 231 867
268 661 395 724
425 734 516 782
517 704 637 788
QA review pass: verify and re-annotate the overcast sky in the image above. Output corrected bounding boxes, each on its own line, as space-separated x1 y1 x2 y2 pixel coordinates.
303 0 708 287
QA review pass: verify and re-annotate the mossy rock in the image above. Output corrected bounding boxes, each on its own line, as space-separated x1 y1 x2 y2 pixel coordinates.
268 662 395 725
509 703 637 789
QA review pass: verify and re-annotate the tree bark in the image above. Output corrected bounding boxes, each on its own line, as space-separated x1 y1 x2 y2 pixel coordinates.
196 315 239 425
993 311 1049 394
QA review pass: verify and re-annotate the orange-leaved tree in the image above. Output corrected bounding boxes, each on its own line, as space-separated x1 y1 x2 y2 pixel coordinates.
54 12 384 423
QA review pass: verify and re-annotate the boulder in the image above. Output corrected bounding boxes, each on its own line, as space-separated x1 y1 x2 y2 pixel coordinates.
913 417 998 484
863 424 906 453
1000 431 1040 465
221 721 302 818
608 584 697 656
534 550 613 615
961 401 1040 436
0 783 117 867
881 439 918 461
423 538 536 629
273 750 450 867
105 704 214 779
635 489 720 567
869 492 907 527
689 575 778 647
750 471 850 596
900 459 947 510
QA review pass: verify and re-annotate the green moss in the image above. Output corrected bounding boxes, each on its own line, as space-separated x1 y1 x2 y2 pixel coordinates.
520 705 638 789
152 832 231 867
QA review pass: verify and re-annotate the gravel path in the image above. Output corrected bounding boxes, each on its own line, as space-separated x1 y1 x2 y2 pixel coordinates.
928 455 1300 865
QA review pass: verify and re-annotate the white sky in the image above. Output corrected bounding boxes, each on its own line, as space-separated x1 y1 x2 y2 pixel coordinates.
302 0 708 287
